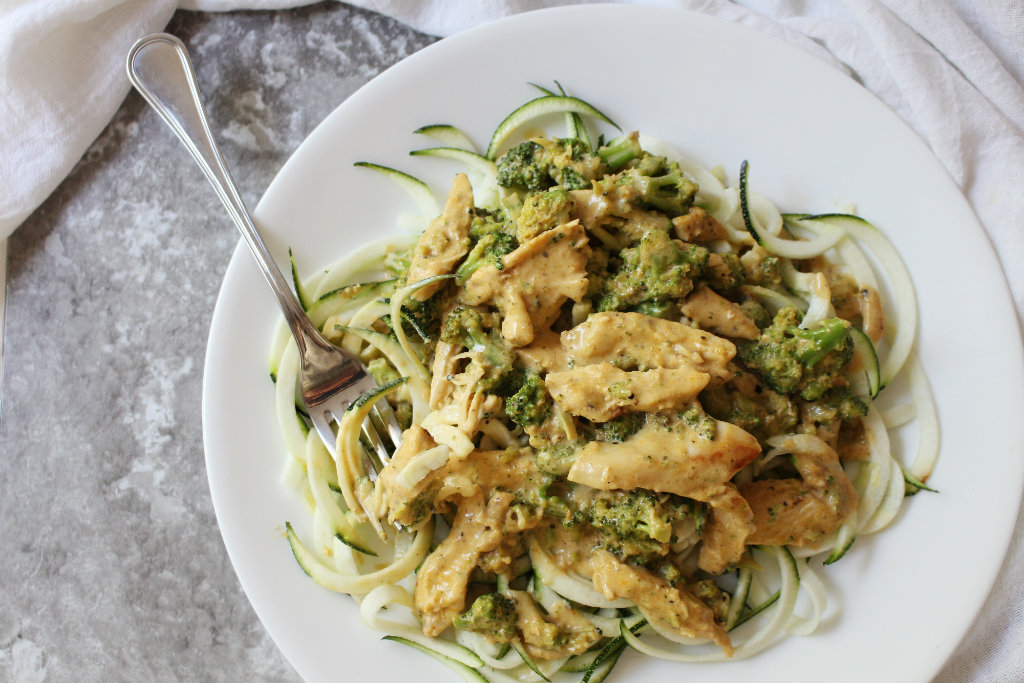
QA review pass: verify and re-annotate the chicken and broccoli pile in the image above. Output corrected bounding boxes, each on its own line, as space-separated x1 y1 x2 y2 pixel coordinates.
346 132 880 660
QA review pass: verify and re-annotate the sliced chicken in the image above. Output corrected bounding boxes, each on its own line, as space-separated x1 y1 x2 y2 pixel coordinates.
545 363 709 422
415 492 513 636
428 340 462 410
407 173 474 301
568 416 760 572
590 549 733 655
672 206 729 242
508 590 602 659
463 221 590 347
560 311 736 384
740 434 858 547
515 328 570 374
681 284 760 340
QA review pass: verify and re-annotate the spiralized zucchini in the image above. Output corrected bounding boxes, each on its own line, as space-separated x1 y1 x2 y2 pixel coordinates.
272 85 939 683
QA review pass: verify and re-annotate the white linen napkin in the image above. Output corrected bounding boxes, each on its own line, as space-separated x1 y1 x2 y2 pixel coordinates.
0 0 178 236
1 1 1022 680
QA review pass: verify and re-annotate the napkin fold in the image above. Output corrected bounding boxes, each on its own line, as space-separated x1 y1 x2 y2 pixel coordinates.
0 0 177 235
1 1 1022 680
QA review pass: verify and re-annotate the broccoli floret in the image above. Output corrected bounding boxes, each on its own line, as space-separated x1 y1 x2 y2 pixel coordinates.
808 387 870 423
455 231 517 283
593 412 645 442
496 137 603 192
794 317 853 366
440 307 518 395
597 132 643 171
469 207 514 241
597 229 708 314
630 299 676 320
505 373 553 428
701 380 798 442
616 154 698 217
687 579 731 622
534 439 582 477
680 403 717 441
589 490 677 544
584 489 694 563
516 187 575 241
454 593 518 641
458 207 518 283
496 140 549 191
738 307 854 400
742 251 782 286
509 470 573 521
829 388 870 420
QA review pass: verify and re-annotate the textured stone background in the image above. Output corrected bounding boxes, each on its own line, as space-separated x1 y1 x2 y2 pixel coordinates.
0 4 435 681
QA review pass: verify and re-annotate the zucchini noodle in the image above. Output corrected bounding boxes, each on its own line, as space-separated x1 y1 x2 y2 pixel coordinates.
272 85 938 682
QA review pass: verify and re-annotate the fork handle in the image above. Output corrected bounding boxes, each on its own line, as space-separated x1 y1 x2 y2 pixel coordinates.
126 33 320 350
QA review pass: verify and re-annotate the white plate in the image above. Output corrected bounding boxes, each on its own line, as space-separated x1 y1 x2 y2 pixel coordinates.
202 5 1024 682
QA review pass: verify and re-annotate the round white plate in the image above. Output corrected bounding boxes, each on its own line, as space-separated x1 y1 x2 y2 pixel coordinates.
203 5 1024 682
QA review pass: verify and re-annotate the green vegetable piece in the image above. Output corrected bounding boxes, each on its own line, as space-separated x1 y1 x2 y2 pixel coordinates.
454 593 518 642
496 137 602 192
505 373 553 428
455 231 517 283
594 412 645 443
701 383 797 442
706 251 746 292
597 133 643 171
469 206 514 241
589 489 673 544
440 307 519 396
288 248 314 311
616 154 697 217
681 404 717 441
737 307 854 400
534 440 582 477
516 187 575 241
597 229 708 313
794 317 851 367
383 294 441 342
367 358 400 385
496 140 549 191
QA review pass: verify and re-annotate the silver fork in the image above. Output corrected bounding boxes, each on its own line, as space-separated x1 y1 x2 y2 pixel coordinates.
126 33 403 476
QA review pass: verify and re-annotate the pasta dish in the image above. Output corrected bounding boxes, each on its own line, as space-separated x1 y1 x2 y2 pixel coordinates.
268 87 938 682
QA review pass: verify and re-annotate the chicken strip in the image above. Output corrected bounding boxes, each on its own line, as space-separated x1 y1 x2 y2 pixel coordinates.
545 363 710 422
407 173 473 301
681 284 760 340
463 221 590 347
561 311 736 384
568 416 760 573
740 434 858 547
415 492 514 636
590 549 733 655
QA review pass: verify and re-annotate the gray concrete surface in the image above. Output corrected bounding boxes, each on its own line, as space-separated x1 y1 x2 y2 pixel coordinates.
0 5 435 680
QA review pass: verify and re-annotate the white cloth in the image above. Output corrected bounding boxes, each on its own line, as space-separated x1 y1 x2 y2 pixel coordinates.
0 0 176 234
1 1 1022 680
